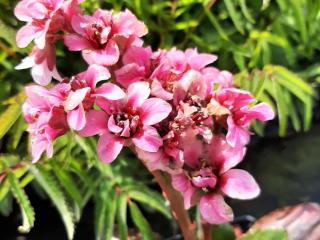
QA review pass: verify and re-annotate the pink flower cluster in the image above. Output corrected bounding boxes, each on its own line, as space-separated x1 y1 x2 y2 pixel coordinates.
16 1 275 224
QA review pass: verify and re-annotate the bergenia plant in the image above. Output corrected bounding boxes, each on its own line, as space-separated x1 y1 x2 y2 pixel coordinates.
15 0 275 239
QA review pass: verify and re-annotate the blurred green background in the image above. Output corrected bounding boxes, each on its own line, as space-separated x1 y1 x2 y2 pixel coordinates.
0 0 319 239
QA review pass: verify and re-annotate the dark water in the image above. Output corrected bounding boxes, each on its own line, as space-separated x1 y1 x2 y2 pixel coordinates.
231 125 320 219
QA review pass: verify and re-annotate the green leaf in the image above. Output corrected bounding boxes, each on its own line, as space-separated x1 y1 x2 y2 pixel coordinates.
0 91 26 140
51 162 83 208
223 0 244 34
303 97 313 131
239 0 255 23
0 19 17 47
241 229 287 240
94 183 109 240
127 189 170 218
283 91 301 132
117 193 128 240
7 171 35 233
105 188 117 240
129 201 154 240
272 81 288 136
204 7 230 41
30 165 75 240
0 192 13 217
0 178 10 202
291 0 307 43
211 224 236 240
261 0 271 10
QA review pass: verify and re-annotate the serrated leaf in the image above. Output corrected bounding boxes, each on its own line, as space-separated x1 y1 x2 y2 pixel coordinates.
7 171 35 233
117 193 128 240
51 162 83 208
30 165 75 240
129 201 154 240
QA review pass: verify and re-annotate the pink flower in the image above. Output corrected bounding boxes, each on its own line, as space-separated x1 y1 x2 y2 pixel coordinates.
62 0 84 32
115 46 153 88
171 130 259 224
15 42 62 86
23 85 68 162
64 9 147 66
64 65 125 130
115 47 217 100
214 88 275 147
15 0 65 49
136 130 184 174
150 48 217 100
80 82 172 163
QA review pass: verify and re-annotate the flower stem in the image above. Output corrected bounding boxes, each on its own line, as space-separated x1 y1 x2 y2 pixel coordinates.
150 170 196 240
202 223 212 240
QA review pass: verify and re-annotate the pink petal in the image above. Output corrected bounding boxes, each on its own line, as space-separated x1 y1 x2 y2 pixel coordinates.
186 48 217 70
93 83 125 100
108 115 123 134
115 63 145 88
220 169 260 200
132 126 162 152
16 55 35 70
79 110 108 136
83 64 110 89
226 116 250 148
14 0 47 22
150 79 173 101
31 61 52 86
97 132 124 163
31 135 50 163
123 46 152 67
127 82 150 109
16 24 39 48
140 98 171 125
172 173 196 209
100 27 111 45
207 134 246 174
120 120 130 137
82 40 120 66
113 9 148 38
52 0 64 11
64 34 92 51
135 148 167 171
181 129 202 168
34 26 47 49
71 14 87 35
247 103 275 122
200 194 234 224
65 87 90 111
67 104 86 131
